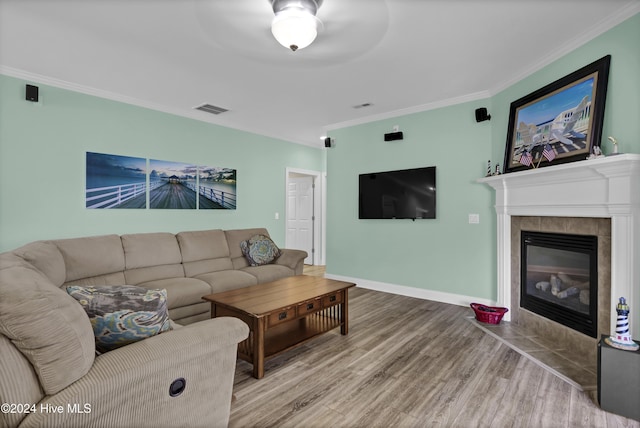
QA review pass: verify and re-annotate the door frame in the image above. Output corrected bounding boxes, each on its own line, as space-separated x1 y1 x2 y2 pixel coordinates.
285 167 325 266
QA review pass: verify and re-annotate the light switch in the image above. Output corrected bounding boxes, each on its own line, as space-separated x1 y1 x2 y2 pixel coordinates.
469 214 480 224
275 212 279 220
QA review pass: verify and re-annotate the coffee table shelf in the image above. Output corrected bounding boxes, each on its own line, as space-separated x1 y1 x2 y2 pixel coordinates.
261 310 342 358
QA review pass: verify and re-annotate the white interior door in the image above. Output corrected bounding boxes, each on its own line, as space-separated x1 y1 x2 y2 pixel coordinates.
287 176 314 264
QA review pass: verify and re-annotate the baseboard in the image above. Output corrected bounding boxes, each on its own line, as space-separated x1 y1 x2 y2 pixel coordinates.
324 273 496 308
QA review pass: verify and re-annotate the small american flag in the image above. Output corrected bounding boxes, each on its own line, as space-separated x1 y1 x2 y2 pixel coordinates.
520 150 533 167
542 144 556 162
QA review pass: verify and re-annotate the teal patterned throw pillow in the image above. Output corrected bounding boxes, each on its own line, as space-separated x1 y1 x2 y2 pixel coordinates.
66 285 171 354
240 234 282 266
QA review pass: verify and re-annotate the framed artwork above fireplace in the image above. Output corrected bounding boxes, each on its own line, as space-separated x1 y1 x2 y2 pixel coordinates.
503 55 611 173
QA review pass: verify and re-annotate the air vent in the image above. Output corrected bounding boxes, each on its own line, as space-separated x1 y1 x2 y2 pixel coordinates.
353 102 373 109
195 103 229 115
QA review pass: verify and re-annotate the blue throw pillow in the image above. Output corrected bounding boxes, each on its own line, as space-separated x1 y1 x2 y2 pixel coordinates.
240 234 282 266
66 285 171 354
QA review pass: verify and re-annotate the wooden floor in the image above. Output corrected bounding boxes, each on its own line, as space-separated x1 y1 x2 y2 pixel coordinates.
229 266 639 427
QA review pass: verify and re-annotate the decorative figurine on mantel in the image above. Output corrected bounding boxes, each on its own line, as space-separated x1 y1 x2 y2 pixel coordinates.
486 160 492 177
608 136 620 155
604 297 640 351
587 145 605 160
493 164 501 175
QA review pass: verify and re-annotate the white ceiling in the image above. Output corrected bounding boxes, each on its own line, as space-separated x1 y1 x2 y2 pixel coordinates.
1 0 638 148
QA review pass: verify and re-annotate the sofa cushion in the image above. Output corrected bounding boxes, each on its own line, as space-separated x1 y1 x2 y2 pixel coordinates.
122 233 185 283
225 228 271 269
0 254 95 395
240 234 282 266
196 270 258 293
63 271 127 287
137 277 213 309
13 241 66 287
177 229 230 262
169 302 211 325
171 311 211 326
54 234 125 283
177 230 234 276
122 233 183 269
66 285 172 354
242 264 295 284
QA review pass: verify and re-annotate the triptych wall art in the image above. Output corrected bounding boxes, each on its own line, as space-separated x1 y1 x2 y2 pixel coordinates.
85 152 237 210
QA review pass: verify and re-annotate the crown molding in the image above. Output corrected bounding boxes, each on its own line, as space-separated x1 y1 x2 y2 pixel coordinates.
488 4 640 97
0 65 322 148
326 5 640 133
0 66 182 115
3 5 638 145
324 90 491 132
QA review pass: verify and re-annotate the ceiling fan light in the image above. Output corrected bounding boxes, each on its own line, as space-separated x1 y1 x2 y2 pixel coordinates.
271 9 320 51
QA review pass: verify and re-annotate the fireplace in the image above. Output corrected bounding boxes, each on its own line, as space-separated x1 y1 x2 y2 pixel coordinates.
478 154 640 339
520 231 598 337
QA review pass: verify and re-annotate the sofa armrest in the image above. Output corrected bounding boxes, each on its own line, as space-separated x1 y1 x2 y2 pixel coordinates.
20 317 248 428
275 248 308 275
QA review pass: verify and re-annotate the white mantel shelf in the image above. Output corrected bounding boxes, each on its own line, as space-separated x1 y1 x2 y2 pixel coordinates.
478 154 640 335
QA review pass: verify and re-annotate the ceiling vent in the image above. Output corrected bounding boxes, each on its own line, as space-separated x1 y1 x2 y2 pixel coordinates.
195 103 229 115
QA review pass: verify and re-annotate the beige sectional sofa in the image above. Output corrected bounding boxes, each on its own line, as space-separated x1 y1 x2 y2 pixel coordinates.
0 228 307 428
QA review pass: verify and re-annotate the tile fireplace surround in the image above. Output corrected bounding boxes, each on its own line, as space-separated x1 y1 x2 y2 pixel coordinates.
478 154 640 344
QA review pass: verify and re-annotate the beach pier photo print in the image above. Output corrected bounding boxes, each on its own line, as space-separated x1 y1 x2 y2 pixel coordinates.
196 165 237 210
85 152 147 209
86 152 236 210
149 159 198 209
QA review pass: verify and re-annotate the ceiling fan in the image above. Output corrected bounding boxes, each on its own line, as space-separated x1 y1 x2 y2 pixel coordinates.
270 0 323 52
193 0 388 65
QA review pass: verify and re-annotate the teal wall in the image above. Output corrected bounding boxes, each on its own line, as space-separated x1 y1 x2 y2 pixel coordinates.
326 101 496 300
0 75 324 251
326 13 640 302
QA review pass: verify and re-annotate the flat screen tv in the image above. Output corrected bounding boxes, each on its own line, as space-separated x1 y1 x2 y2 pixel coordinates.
359 166 436 219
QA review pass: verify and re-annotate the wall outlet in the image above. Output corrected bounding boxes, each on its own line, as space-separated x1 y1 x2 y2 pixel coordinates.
469 214 480 224
274 212 279 220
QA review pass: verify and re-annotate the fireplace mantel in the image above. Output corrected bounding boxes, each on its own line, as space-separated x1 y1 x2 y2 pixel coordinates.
478 154 640 336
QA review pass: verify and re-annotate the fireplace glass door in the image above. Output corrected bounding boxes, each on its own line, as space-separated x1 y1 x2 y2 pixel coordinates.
521 231 598 337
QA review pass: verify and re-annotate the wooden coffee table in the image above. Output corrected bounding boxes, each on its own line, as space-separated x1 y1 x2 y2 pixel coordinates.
202 275 356 379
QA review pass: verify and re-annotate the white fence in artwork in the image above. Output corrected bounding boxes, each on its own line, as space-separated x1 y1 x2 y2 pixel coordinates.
183 182 236 209
86 181 161 209
86 180 236 209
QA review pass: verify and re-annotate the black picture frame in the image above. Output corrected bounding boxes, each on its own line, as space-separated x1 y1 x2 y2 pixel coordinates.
503 55 610 173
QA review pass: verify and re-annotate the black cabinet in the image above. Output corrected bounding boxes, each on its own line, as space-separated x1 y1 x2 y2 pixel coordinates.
598 335 640 421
